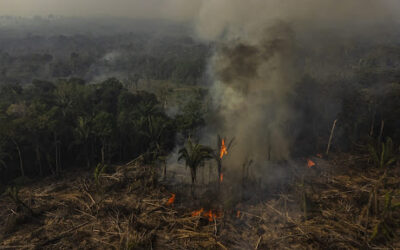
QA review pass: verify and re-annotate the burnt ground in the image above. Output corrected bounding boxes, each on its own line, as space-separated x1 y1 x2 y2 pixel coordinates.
0 154 399 250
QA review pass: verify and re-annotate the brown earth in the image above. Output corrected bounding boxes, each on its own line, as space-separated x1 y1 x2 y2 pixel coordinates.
0 154 399 249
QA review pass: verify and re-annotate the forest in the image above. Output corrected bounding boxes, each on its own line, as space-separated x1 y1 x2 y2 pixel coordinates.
0 16 209 85
0 13 399 249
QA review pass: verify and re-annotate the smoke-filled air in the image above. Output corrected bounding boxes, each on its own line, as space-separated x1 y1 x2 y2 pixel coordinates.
197 0 400 165
0 0 400 249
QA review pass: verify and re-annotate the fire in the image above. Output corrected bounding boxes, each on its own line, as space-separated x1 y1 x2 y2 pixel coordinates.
220 173 223 182
191 208 204 217
220 139 228 159
307 159 316 168
236 210 241 218
166 193 175 206
191 208 222 221
204 210 222 221
204 210 214 221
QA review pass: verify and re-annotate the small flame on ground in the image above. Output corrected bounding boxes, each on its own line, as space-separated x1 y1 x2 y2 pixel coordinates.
191 208 222 221
220 139 228 159
191 208 204 217
236 210 241 218
307 159 316 168
220 173 223 183
204 210 215 222
166 193 175 206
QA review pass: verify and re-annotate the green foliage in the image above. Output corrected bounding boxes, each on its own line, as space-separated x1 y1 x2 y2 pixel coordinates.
92 112 114 152
0 77 177 182
94 163 107 188
0 22 208 85
370 191 400 243
298 177 309 220
384 191 400 212
178 138 213 185
175 99 205 138
75 116 92 144
368 137 398 168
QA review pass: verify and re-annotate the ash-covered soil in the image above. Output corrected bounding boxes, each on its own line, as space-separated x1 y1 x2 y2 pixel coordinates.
0 155 399 249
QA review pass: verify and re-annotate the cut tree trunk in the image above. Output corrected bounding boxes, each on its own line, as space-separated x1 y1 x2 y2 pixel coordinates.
326 119 338 156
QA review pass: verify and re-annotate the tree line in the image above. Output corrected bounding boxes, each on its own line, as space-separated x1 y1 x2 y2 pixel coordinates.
0 78 188 184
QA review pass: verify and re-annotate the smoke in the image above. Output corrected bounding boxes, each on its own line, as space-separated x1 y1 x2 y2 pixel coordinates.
195 0 400 41
210 22 296 164
194 0 400 169
0 0 201 21
3 0 400 176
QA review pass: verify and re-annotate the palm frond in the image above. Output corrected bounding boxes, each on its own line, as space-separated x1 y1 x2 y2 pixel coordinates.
368 137 398 168
178 139 213 184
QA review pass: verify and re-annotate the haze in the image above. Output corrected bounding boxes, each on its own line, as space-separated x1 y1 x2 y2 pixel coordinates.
0 0 201 20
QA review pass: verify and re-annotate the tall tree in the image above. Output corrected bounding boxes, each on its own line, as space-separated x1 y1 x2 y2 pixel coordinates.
213 135 234 186
92 111 114 164
5 103 28 177
74 116 92 168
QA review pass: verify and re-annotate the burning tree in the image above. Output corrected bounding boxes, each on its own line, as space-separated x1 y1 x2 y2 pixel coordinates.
213 135 234 185
178 138 213 191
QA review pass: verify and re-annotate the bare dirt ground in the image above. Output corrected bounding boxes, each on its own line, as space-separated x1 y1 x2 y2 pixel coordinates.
0 154 399 249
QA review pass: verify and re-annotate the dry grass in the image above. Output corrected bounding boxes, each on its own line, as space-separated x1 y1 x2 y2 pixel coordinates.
0 154 399 249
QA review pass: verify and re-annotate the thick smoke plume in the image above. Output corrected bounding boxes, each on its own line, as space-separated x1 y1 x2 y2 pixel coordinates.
195 0 400 170
211 23 296 163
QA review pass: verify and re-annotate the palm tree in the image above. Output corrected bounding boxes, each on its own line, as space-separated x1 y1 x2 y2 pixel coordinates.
178 139 213 190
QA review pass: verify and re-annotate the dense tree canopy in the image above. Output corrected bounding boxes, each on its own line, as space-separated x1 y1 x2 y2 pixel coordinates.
0 77 178 183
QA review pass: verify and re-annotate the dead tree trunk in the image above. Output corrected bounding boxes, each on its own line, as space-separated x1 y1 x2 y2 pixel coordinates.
326 119 337 156
217 159 222 189
190 167 196 196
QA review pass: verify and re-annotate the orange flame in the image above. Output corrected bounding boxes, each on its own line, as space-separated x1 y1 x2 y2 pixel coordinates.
204 210 222 221
307 159 316 168
220 173 223 183
220 139 228 159
166 193 175 205
236 210 241 218
191 208 222 221
191 208 204 217
204 210 214 221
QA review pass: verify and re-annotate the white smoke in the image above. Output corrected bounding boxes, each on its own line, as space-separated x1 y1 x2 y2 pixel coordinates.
194 0 400 170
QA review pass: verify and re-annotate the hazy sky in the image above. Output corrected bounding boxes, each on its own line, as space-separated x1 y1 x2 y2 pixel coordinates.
2 0 400 35
0 0 201 20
